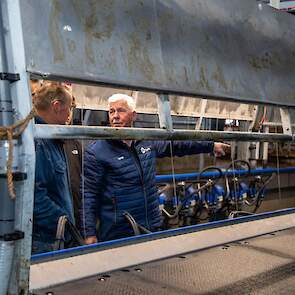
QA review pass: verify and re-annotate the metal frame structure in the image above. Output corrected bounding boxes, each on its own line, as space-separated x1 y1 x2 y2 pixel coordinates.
0 1 35 294
0 1 295 294
29 209 295 290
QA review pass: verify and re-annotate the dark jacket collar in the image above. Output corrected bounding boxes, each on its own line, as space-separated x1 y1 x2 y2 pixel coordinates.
107 139 141 149
35 116 65 144
35 116 47 124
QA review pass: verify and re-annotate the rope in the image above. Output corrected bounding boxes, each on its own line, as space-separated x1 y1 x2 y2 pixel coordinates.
0 109 35 199
169 141 178 205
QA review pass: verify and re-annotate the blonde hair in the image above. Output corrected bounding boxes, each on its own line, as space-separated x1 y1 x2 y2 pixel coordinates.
33 84 71 111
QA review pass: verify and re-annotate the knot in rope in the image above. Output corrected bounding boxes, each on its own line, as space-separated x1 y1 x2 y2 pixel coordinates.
0 109 36 199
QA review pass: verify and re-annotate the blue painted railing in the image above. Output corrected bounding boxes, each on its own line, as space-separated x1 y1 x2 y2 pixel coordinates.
155 167 295 182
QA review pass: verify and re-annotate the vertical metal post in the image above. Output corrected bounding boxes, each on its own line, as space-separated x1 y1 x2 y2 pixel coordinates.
247 105 261 168
195 99 207 130
237 121 250 161
279 107 292 136
270 0 280 9
157 94 173 131
195 99 208 170
82 110 92 126
0 3 16 295
262 126 269 165
1 1 35 294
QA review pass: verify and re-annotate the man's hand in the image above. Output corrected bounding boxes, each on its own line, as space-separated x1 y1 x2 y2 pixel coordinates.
84 236 98 245
213 142 231 157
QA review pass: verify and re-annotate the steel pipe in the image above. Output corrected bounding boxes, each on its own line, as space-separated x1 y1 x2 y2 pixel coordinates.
35 124 293 142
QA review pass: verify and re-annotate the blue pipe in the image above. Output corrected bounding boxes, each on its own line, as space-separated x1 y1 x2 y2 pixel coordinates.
31 168 295 262
31 207 295 262
156 167 295 183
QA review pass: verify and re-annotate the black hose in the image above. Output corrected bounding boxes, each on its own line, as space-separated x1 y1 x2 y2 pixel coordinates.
124 212 152 235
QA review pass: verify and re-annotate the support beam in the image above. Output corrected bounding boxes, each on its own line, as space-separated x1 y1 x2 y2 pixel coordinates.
157 94 173 131
280 107 292 136
270 0 280 9
35 124 293 142
195 99 208 130
1 1 36 294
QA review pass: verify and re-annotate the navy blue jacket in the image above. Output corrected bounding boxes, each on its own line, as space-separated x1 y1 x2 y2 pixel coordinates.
81 140 214 241
33 117 74 251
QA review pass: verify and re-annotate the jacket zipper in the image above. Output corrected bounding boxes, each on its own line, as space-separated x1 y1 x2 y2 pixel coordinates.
112 197 117 224
127 145 149 229
63 144 75 224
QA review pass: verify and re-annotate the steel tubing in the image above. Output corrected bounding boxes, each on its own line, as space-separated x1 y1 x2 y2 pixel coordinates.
35 124 293 142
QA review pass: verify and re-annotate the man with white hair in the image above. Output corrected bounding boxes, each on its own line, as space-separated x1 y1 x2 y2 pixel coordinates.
81 93 229 244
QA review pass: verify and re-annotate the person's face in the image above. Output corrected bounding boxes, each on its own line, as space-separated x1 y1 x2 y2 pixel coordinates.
51 93 74 125
109 100 136 128
66 97 76 125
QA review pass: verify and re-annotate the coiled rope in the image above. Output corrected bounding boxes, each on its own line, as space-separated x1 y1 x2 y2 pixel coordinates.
0 109 35 199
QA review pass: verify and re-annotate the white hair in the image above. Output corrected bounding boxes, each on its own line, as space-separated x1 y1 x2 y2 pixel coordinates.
108 93 136 111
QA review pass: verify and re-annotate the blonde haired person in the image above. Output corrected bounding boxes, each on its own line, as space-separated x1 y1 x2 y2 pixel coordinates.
32 84 75 253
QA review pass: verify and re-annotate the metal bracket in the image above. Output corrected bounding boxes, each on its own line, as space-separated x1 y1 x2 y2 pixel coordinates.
0 172 27 181
0 72 20 82
156 94 173 131
1 230 24 241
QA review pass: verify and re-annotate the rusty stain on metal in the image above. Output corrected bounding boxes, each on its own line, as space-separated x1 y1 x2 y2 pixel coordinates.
127 33 155 82
183 66 189 84
66 39 76 53
49 0 65 63
198 67 212 91
230 79 238 93
212 65 228 90
72 0 115 64
248 52 278 70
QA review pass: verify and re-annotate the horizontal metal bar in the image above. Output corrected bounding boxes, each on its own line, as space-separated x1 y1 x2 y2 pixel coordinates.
263 122 295 127
34 125 293 142
30 209 295 291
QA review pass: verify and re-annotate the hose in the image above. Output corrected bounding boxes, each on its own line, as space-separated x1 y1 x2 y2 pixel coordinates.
252 173 275 213
54 215 85 251
224 160 251 204
162 179 214 219
124 212 140 235
124 212 152 235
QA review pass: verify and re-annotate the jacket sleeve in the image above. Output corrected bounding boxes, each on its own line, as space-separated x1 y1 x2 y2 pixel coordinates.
153 140 214 158
80 147 105 237
34 142 67 231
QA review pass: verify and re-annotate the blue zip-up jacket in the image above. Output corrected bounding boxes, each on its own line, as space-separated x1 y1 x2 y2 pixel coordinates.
33 117 74 252
81 140 214 241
